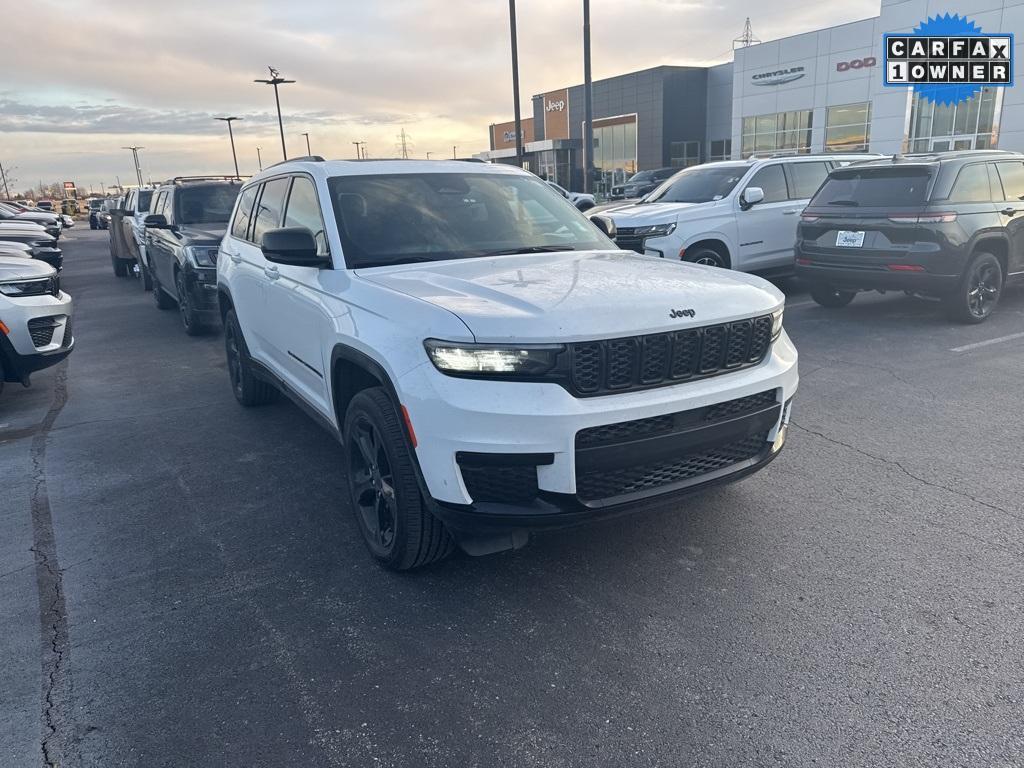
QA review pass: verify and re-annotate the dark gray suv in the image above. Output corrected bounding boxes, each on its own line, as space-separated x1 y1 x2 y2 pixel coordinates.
795 150 1024 323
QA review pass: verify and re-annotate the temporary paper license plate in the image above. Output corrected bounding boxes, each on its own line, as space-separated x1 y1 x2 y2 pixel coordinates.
836 230 865 248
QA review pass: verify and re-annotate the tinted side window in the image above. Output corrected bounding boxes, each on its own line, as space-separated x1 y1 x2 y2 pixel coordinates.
152 192 167 217
283 177 329 255
747 165 788 203
948 164 993 203
995 162 1024 201
786 162 830 199
251 178 290 245
231 185 259 241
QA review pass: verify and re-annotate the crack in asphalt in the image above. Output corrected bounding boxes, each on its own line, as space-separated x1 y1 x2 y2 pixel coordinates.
790 421 1024 556
29 362 76 768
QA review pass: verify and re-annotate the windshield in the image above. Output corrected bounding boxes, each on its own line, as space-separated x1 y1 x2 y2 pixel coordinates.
811 166 933 208
626 171 653 183
644 165 746 204
89 199 103 210
327 172 613 269
176 184 239 225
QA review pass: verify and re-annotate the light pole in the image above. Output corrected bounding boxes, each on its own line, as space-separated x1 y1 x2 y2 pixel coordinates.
254 67 295 161
509 0 524 168
301 132 311 155
425 152 432 160
452 145 457 159
122 146 145 188
352 141 365 159
256 146 263 171
215 117 243 177
583 0 595 194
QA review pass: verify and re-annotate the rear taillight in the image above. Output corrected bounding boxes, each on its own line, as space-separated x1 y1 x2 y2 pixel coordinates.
888 212 956 224
799 213 820 222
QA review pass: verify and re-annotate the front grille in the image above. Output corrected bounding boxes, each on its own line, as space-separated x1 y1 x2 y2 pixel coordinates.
613 227 645 253
703 390 777 422
568 316 773 397
576 431 769 502
458 463 539 503
28 317 59 347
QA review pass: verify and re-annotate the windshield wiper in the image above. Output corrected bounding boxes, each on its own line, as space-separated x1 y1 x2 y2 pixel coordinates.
480 245 576 256
826 199 860 207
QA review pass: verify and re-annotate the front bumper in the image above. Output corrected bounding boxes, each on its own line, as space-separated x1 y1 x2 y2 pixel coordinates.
399 331 798 534
0 291 74 383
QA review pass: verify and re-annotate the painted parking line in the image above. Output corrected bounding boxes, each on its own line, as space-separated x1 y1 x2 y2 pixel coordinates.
785 300 817 309
950 331 1024 353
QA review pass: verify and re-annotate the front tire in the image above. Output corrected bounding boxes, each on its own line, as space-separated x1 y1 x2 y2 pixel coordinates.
945 252 1003 324
136 257 153 291
175 270 206 336
344 388 454 570
224 309 276 406
684 247 728 269
810 286 856 308
151 269 175 310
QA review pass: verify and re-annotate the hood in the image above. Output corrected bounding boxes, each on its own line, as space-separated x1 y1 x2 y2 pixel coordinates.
606 201 710 226
357 250 782 342
0 240 32 252
179 223 227 243
0 255 56 281
13 211 59 224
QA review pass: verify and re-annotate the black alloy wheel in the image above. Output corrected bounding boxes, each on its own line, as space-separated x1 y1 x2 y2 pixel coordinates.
223 309 276 406
949 252 1003 324
175 270 204 336
684 247 727 269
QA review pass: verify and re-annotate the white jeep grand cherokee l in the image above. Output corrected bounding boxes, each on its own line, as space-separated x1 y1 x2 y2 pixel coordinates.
216 159 798 569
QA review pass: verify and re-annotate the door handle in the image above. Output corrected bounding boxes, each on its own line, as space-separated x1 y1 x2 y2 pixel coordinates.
1000 207 1018 216
225 250 241 264
264 265 280 280
782 210 798 215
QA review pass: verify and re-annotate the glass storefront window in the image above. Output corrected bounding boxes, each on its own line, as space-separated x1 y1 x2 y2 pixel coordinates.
908 87 1000 152
741 110 812 157
709 139 731 162
670 141 701 167
825 102 871 153
591 117 638 195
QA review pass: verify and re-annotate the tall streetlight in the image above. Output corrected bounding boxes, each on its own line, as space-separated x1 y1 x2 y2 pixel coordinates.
425 152 432 160
254 66 295 161
256 146 263 171
215 116 243 177
508 0 524 168
352 141 365 159
452 145 458 159
583 0 595 194
122 146 145 188
301 132 311 155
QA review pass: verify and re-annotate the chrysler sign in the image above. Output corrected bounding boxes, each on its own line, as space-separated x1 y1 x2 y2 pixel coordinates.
751 66 805 86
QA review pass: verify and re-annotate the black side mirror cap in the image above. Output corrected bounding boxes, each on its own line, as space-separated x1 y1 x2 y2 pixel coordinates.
261 227 331 268
144 214 169 228
590 214 617 239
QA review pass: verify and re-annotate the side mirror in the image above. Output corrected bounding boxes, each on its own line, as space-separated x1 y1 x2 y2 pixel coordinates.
590 215 617 239
262 228 330 268
144 214 169 228
741 186 764 209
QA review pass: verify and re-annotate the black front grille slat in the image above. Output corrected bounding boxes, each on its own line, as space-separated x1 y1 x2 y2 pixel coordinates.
613 228 645 254
566 315 774 397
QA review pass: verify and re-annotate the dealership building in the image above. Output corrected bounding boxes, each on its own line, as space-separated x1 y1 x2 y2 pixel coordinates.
479 0 1024 194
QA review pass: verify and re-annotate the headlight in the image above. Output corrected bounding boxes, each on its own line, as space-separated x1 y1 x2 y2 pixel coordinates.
771 307 784 341
0 277 54 297
424 340 564 377
633 223 676 238
184 246 219 267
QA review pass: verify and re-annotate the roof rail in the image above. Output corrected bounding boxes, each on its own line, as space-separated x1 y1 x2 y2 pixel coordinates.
748 152 884 160
263 155 325 171
167 175 244 184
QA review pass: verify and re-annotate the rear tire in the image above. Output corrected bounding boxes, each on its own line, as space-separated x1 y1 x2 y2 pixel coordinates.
151 269 175 310
810 286 856 308
344 388 454 570
224 309 276 406
111 253 128 277
945 252 1002 324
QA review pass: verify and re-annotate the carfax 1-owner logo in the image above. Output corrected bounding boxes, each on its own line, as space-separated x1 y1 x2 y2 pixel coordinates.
884 13 1013 104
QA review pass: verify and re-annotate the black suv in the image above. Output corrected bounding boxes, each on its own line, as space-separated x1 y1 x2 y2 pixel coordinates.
609 167 678 200
796 150 1024 323
143 177 241 335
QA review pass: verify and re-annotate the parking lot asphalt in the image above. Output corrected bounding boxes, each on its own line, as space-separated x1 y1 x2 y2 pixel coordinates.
2 228 1023 767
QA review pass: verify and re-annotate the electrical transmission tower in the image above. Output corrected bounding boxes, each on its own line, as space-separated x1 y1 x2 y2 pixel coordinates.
733 18 760 49
396 128 412 159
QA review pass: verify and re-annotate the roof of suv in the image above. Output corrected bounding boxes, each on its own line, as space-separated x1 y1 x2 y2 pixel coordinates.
247 158 527 185
850 150 1023 170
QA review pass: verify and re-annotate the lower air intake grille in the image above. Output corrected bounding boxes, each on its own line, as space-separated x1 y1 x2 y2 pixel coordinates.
458 463 539 503
27 317 58 348
575 431 770 502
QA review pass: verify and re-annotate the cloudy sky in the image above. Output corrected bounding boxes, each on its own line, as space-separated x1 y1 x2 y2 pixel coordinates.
2 0 877 194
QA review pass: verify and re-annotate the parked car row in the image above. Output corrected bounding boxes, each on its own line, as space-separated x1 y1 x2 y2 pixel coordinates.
102 158 796 571
598 149 1024 323
0 200 74 397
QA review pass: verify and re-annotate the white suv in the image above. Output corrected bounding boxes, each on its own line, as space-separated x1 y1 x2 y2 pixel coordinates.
604 154 877 273
216 159 798 569
0 256 74 396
